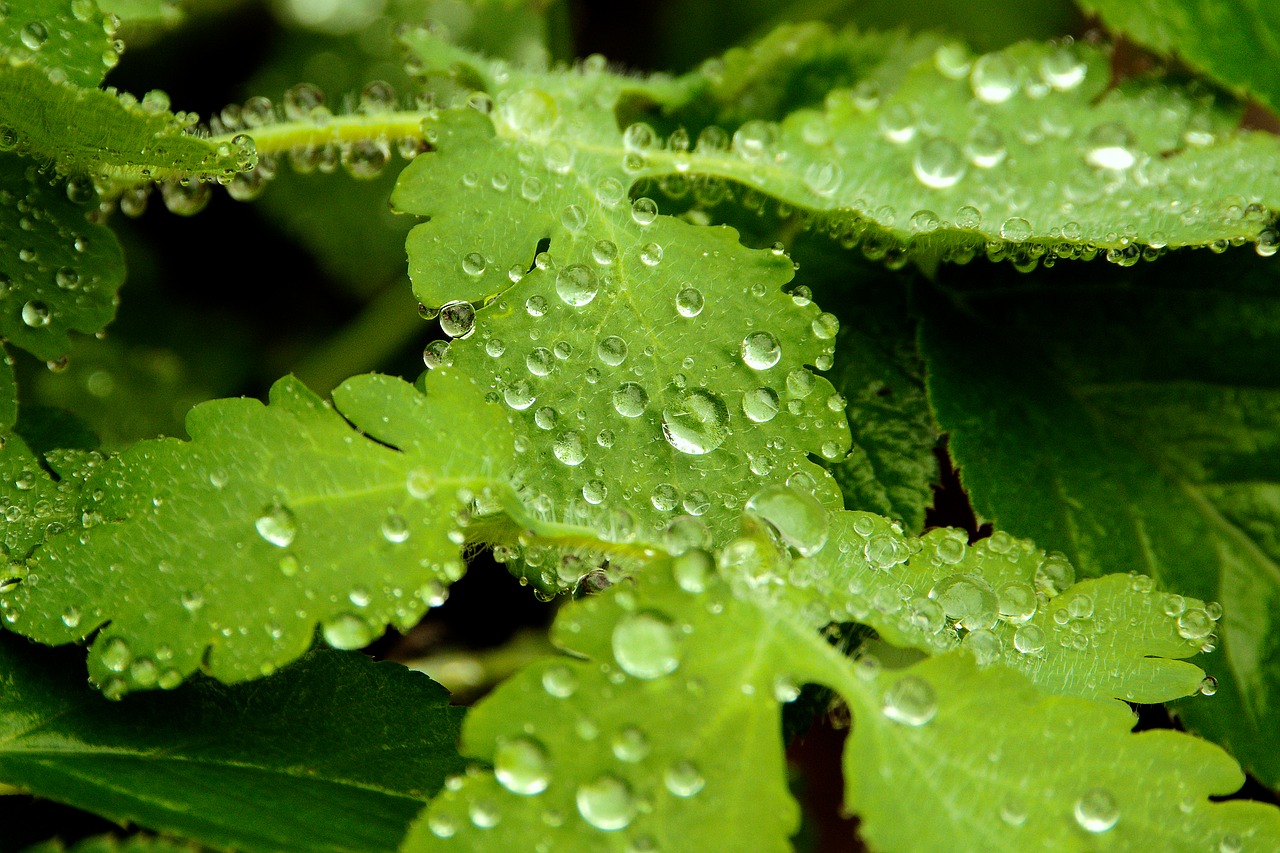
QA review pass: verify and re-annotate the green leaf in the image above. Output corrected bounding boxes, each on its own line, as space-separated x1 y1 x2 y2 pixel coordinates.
403 532 1276 852
23 836 199 853
1081 0 1280 112
0 154 124 361
1 369 519 694
819 261 939 530
0 433 91 562
0 62 246 181
845 653 1280 853
0 634 466 853
392 97 850 558
1 344 15 435
919 251 1280 784
784 512 1210 703
0 0 120 88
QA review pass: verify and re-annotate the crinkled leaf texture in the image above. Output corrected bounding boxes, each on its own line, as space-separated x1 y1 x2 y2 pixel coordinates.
403 528 1279 852
921 251 1280 785
2 369 518 694
0 634 465 853
1081 0 1280 112
392 103 850 555
0 154 124 361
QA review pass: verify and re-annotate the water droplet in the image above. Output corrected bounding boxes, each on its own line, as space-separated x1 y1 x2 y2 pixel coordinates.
180 590 205 612
525 295 548 317
381 513 410 543
542 664 578 698
661 389 730 455
582 480 607 504
553 431 586 466
101 637 132 672
742 387 779 423
639 242 663 266
526 347 554 376
745 485 830 556
555 264 599 306
592 240 619 265
597 336 628 366
811 312 839 339
1000 217 1032 242
502 88 558 136
733 120 778 161
439 300 476 339
21 300 50 328
20 22 48 50
882 676 937 726
323 613 375 649
611 727 650 762
631 197 658 225
255 502 297 548
913 138 966 189
1034 555 1074 595
741 331 781 370
1040 44 1086 90
1085 124 1136 170
1073 788 1119 833
672 549 714 592
1177 608 1213 640
970 53 1018 103
663 760 705 797
534 406 558 429
804 160 843 196
612 382 649 417
577 774 636 830
495 736 551 795
878 103 916 143
504 379 536 410
61 606 82 629
613 611 680 679
1013 623 1046 654
675 286 704 317
1200 675 1218 696
964 126 1006 168
462 252 486 276
931 574 998 631
997 581 1037 624
423 340 453 370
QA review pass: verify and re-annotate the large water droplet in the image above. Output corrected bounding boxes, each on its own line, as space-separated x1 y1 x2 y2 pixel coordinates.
21 300 50 328
495 736 551 795
553 431 586 466
663 761 705 797
556 264 599 306
931 574 998 631
597 336 628 366
611 727 650 763
675 286 704 317
913 138 966 189
970 53 1018 103
612 611 680 679
1073 789 1119 833
882 676 937 726
577 774 636 831
1013 623 1046 654
439 300 476 339
741 387 780 423
255 502 297 548
612 382 649 417
745 485 830 556
542 664 578 698
741 331 781 370
502 88 558 136
1084 124 1136 170
997 581 1037 624
662 389 729 455
323 613 375 649
672 549 714 592
1040 44 1087 90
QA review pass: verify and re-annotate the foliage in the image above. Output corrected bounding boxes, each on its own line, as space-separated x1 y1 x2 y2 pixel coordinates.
1 0 1279 851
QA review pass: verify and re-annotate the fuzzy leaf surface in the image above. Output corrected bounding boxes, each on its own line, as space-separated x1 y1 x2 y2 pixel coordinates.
0 635 465 853
2 370 517 693
783 512 1209 703
392 91 850 552
0 154 124 361
846 654 1280 853
920 251 1280 784
0 0 119 88
403 533 1275 852
1081 0 1280 112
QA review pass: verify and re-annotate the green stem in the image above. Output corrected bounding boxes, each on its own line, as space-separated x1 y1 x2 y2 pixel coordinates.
210 110 427 161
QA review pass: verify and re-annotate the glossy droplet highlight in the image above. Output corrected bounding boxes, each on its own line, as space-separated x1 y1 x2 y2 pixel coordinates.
255 502 297 548
21 300 50 328
1085 124 1136 170
664 761 705 797
913 138 966 189
556 264 598 306
439 301 476 339
662 389 730 455
323 613 375 650
612 611 680 679
745 485 830 557
882 676 937 726
612 382 648 417
577 775 636 831
741 331 781 370
495 736 550 795
1074 789 1119 833
742 387 779 423
675 287 704 317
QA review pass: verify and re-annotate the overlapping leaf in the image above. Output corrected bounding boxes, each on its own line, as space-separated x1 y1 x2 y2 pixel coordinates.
1 369 521 694
391 69 850 556
0 635 465 853
1081 0 1280 112
0 154 124 361
920 250 1280 783
403 533 1278 852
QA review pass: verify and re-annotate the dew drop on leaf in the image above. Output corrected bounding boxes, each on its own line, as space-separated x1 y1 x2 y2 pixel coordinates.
970 53 1017 103
631 197 658 226
1177 608 1213 640
663 760 705 797
741 387 780 423
20 22 48 50
882 676 937 726
542 664 578 698
964 126 1007 168
576 774 637 831
323 613 375 649
555 264 599 306
439 300 476 339
597 336 628 366
1085 124 1136 170
611 727 650 762
553 431 586 466
612 611 680 679
996 581 1037 623
931 574 998 631
661 389 730 455
1073 788 1119 833
1040 44 1087 90
740 331 781 370
494 735 551 795
21 300 50 328
912 138 966 189
255 502 297 548
101 637 132 673
381 513 410 543
675 286 704 317
1013 623 1047 654
672 549 714 593
745 485 830 556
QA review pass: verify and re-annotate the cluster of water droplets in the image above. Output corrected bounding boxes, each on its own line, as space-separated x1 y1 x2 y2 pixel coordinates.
0 1 124 77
